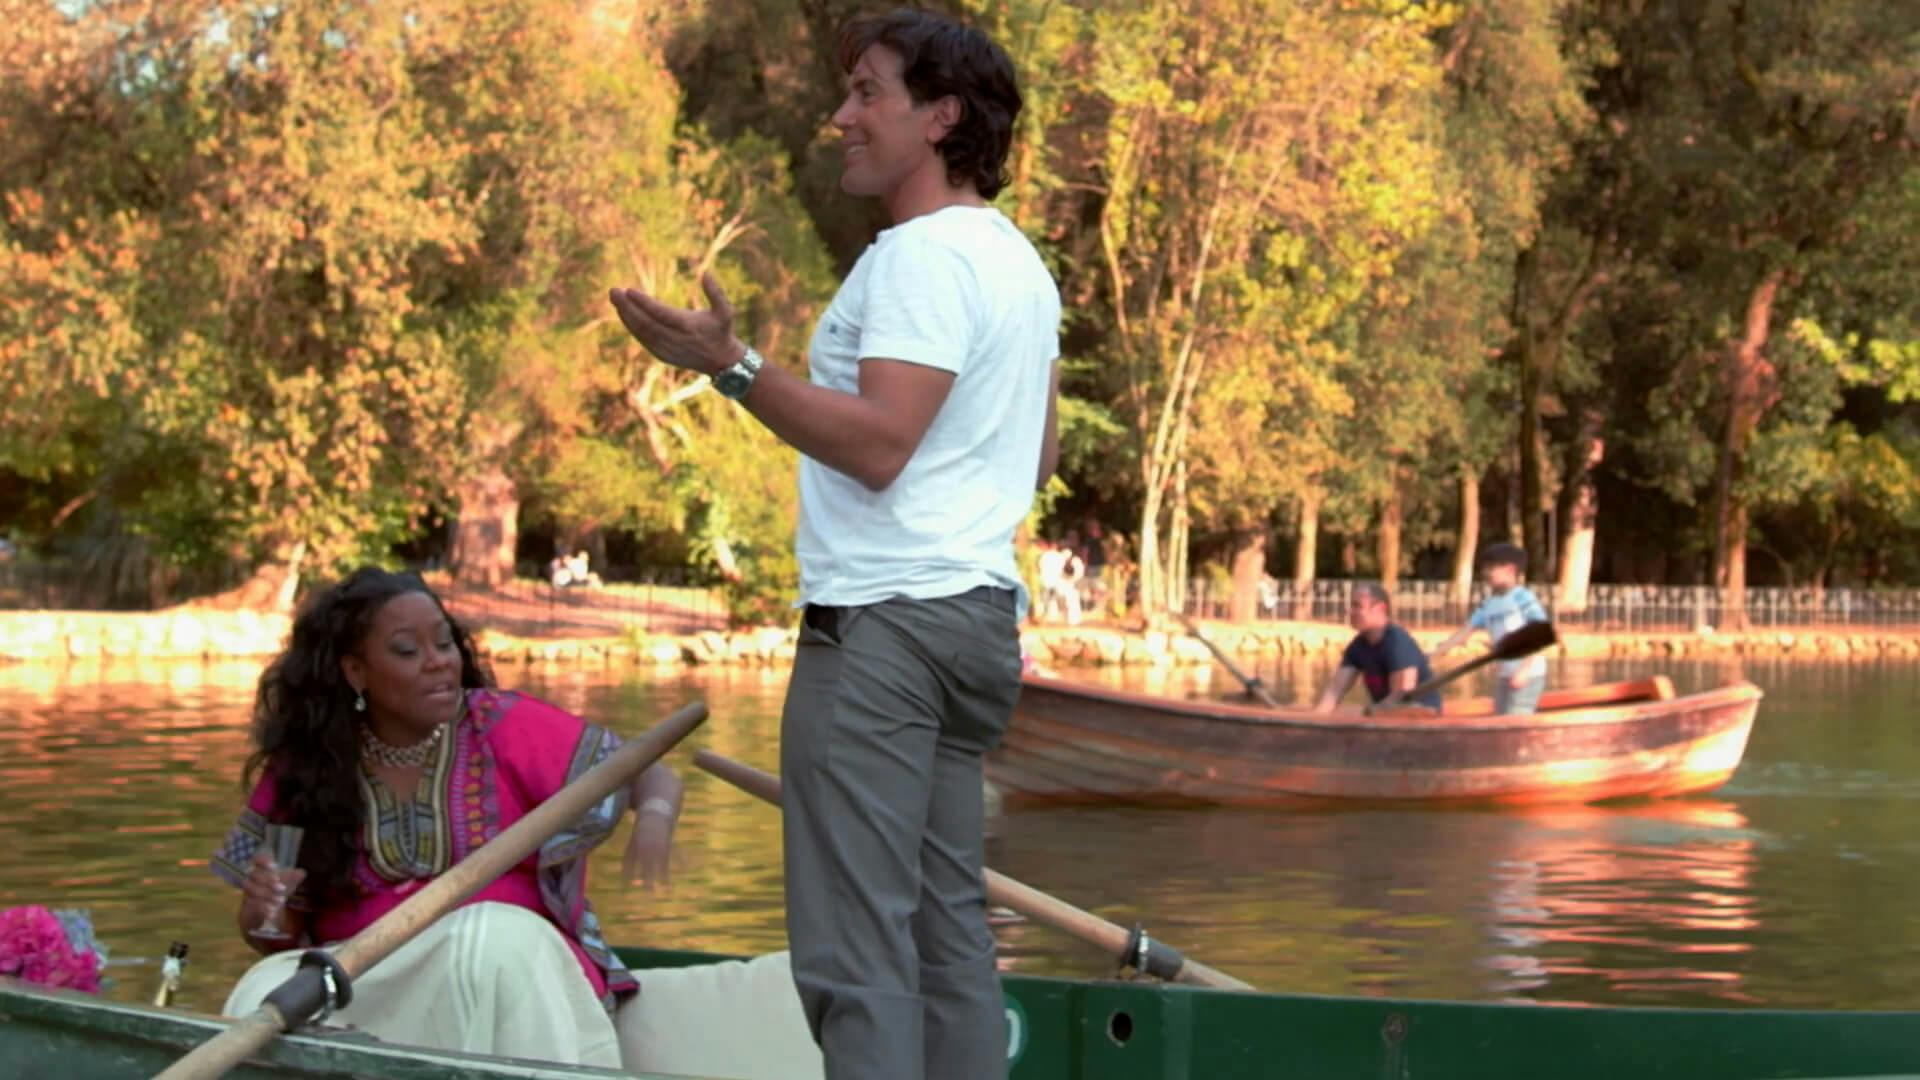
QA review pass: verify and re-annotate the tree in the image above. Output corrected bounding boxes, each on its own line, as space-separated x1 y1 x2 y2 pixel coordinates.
3 1 481 606
415 1 830 595
1072 0 1455 619
1579 0 1917 626
1429 0 1595 604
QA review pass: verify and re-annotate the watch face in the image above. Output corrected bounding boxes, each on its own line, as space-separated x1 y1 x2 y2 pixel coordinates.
715 370 750 398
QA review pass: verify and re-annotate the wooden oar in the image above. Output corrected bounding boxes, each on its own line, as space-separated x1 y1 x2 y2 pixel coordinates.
1365 620 1559 715
1175 613 1280 707
691 749 1254 992
154 701 710 1080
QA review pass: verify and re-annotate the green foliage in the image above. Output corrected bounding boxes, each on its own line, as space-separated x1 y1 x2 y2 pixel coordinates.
2 0 1916 614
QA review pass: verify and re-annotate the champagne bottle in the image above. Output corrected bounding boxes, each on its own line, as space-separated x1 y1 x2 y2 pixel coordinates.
151 942 189 1008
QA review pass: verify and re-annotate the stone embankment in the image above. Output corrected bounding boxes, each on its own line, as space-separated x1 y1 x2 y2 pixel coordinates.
0 611 1915 666
0 610 293 662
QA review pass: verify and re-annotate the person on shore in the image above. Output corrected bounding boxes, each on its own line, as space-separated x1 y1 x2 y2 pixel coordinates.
1314 582 1441 713
606 10 1057 1079
1432 542 1551 714
1037 537 1082 625
210 568 688 1066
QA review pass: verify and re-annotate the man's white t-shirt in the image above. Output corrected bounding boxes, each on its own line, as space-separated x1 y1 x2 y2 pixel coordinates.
795 204 1059 615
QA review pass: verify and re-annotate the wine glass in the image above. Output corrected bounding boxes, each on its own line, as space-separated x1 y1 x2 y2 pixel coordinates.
248 824 305 943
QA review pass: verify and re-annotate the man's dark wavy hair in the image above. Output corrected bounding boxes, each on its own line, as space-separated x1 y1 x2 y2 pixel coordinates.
836 8 1023 199
242 567 492 904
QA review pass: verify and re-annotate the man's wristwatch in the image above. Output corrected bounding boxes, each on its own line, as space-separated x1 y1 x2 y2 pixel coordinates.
712 346 764 401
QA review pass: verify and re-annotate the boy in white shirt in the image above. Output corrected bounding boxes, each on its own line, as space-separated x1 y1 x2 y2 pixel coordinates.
1433 542 1551 715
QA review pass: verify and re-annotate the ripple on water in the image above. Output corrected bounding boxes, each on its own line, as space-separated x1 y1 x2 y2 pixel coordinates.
5 657 1920 1011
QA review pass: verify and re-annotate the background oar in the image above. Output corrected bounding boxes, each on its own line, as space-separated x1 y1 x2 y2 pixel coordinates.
1366 620 1559 715
1175 613 1280 707
691 749 1254 992
154 701 709 1080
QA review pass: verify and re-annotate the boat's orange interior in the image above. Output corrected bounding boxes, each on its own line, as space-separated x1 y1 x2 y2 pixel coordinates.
1438 676 1677 718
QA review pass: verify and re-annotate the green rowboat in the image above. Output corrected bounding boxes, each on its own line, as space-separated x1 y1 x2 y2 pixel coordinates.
8 945 1920 1079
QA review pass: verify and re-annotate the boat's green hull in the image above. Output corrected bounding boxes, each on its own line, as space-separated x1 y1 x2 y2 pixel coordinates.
10 947 1920 1079
0 977 639 1079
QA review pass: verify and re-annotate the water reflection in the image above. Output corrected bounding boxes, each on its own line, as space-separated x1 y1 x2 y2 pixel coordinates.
1478 800 1760 1004
984 795 1767 1006
3 655 1920 1012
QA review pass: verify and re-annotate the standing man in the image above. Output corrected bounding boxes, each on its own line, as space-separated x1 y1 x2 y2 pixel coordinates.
608 11 1057 1080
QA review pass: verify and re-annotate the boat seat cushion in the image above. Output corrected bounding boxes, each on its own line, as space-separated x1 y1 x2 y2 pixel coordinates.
617 950 823 1080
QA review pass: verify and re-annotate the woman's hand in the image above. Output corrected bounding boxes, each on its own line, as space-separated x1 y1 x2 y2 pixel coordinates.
621 803 677 888
240 849 306 924
237 848 307 952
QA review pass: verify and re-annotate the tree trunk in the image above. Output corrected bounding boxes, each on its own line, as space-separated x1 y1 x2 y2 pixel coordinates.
1556 414 1605 614
1556 489 1599 614
1518 334 1548 570
222 539 306 612
1340 536 1358 577
1509 238 1610 572
1505 453 1524 544
1451 468 1480 610
1377 480 1404 589
1106 537 1134 621
1228 528 1269 623
451 466 520 588
1169 459 1191 617
1292 491 1321 620
1710 271 1786 633
1137 481 1165 621
1718 503 1751 630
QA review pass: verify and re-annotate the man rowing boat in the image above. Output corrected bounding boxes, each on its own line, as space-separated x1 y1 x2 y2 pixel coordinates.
1314 582 1442 714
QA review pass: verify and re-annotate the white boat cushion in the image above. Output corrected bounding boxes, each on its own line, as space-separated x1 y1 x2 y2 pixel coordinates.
615 951 824 1080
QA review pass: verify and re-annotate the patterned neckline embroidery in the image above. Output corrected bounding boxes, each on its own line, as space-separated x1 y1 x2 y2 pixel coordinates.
358 716 458 883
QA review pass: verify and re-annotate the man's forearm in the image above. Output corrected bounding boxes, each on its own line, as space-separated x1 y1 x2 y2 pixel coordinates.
1316 668 1354 712
735 360 940 492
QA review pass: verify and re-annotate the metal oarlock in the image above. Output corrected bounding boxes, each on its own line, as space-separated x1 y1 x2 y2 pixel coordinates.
1118 923 1188 982
261 950 354 1028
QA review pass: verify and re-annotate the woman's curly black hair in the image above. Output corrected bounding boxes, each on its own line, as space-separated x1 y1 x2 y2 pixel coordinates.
242 567 492 904
837 8 1023 199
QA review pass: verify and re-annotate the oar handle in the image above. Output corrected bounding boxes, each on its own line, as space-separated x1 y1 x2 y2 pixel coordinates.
1368 653 1491 714
691 750 1254 993
1176 614 1279 708
1367 621 1558 715
155 701 709 1080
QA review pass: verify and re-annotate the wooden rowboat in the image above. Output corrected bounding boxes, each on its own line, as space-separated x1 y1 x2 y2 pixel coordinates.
987 675 1762 806
8 943 1920 1080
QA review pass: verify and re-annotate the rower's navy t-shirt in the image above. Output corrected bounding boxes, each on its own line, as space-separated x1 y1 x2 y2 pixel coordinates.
1342 624 1441 710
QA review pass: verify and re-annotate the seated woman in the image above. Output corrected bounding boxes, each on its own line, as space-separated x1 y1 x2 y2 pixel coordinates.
210 566 686 1067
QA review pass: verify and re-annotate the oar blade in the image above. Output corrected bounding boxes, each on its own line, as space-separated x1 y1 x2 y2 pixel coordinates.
1491 619 1557 661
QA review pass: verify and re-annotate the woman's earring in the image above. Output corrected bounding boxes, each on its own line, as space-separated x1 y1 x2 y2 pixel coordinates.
354 690 367 713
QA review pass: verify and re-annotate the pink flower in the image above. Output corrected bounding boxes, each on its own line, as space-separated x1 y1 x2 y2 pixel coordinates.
0 905 102 994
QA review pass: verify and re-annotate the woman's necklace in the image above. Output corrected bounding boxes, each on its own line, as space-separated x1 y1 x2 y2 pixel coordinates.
359 722 445 769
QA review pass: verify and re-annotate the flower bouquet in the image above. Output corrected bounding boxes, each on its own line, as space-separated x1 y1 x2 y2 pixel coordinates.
0 905 105 993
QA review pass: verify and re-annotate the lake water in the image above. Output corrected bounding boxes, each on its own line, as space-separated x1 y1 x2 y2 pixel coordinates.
3 654 1916 1014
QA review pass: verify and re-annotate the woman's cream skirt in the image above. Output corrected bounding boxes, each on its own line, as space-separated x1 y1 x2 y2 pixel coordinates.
222 901 824 1078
